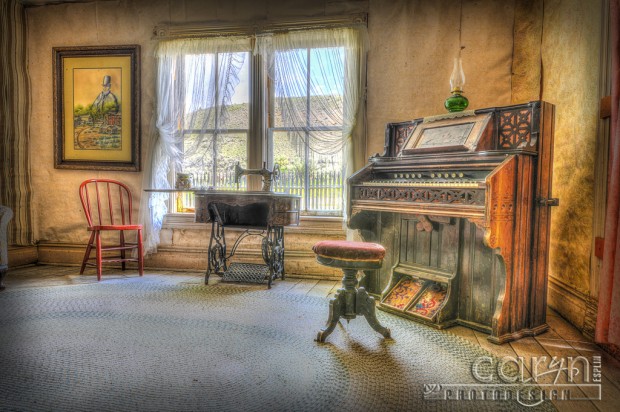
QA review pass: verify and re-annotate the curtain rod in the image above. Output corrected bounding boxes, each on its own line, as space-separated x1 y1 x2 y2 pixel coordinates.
153 13 367 39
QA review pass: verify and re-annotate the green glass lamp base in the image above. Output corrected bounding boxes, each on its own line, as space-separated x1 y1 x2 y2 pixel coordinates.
444 93 469 112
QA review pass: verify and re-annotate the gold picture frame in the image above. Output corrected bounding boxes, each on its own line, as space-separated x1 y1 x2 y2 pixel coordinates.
53 45 140 171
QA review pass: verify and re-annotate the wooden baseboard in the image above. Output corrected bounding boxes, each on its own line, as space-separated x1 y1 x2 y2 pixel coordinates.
547 275 595 335
7 246 38 267
37 242 85 265
36 242 342 279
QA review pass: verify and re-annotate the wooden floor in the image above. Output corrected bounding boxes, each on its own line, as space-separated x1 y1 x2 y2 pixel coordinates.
2 264 620 411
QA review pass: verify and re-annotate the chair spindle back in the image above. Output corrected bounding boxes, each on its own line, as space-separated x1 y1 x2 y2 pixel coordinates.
79 179 134 228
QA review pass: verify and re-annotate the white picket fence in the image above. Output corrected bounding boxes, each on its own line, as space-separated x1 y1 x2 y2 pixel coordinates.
176 168 342 212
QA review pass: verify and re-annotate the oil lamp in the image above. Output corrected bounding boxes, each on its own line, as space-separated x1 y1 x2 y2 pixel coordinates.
444 56 469 112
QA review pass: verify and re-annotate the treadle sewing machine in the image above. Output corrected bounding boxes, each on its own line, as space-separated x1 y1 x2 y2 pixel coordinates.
348 101 557 344
196 163 300 289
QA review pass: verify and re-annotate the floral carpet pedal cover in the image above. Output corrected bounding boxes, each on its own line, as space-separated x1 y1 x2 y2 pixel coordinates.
382 277 426 310
406 282 448 319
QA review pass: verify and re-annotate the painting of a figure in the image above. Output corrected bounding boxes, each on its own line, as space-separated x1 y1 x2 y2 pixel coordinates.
54 45 140 171
73 68 122 150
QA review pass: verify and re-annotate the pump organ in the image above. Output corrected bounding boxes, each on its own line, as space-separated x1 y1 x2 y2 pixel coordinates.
348 101 557 344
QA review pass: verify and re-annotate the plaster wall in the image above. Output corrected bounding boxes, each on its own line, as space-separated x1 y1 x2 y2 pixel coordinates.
366 0 514 157
23 0 605 330
26 0 515 258
541 0 602 326
27 0 168 246
26 0 367 250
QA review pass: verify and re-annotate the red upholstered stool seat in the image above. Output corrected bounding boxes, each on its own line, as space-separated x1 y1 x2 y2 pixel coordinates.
312 240 385 264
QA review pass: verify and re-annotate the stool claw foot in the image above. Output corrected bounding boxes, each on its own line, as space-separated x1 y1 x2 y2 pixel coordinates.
316 292 344 342
357 287 391 339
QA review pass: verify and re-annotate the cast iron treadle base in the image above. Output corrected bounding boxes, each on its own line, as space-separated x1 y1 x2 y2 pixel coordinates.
222 263 271 284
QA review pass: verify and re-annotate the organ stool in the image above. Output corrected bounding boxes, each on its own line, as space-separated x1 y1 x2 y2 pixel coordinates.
312 240 391 342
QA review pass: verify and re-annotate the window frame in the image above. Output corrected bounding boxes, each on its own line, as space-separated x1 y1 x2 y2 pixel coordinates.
174 45 348 216
157 17 368 217
265 46 347 216
175 50 253 191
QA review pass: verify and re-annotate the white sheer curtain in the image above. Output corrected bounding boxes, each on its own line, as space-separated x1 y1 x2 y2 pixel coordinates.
142 26 367 254
257 26 368 216
256 27 367 156
141 37 250 255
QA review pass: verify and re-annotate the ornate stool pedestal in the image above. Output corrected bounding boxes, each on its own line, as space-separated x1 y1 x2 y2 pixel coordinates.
312 240 391 342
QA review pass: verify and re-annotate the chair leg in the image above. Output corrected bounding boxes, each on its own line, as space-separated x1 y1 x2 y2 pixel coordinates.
95 231 102 281
80 231 95 275
120 231 126 271
137 229 144 276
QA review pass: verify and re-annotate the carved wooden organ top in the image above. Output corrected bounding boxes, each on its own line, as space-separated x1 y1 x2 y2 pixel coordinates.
348 101 556 344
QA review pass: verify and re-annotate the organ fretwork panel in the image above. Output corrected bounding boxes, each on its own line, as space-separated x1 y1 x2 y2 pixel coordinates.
348 101 557 344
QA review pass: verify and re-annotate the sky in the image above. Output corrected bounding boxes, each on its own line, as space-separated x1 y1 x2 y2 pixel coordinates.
184 47 345 109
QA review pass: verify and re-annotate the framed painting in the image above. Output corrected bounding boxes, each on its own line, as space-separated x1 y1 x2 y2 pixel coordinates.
401 113 491 155
53 45 140 171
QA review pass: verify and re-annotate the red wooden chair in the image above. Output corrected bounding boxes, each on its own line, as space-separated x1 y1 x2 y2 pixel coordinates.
79 179 144 281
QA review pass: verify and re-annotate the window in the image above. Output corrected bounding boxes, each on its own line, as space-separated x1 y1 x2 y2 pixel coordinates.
181 52 250 190
149 27 366 250
269 47 346 214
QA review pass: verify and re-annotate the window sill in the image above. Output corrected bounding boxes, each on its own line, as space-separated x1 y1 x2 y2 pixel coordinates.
161 212 345 235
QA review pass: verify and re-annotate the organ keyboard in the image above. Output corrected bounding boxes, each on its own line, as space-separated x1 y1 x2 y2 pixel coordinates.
348 101 557 344
360 171 484 188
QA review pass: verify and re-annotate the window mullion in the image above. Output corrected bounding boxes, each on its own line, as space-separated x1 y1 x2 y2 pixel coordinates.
173 56 186 212
213 53 220 187
265 52 276 192
305 48 311 211
249 50 265 189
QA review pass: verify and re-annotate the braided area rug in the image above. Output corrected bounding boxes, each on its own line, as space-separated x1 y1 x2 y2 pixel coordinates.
0 279 556 411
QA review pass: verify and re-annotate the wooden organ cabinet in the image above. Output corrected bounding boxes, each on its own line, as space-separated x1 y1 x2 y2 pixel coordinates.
348 101 557 344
